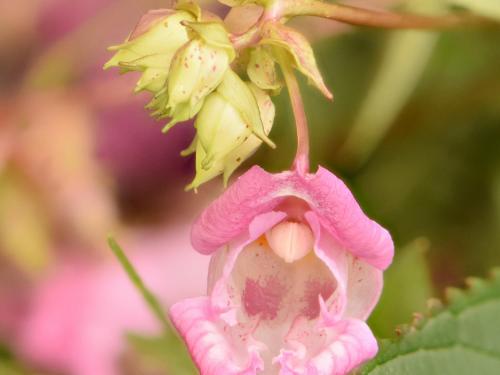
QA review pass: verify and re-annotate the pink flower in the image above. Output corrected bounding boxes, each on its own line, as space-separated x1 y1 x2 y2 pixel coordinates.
170 166 394 374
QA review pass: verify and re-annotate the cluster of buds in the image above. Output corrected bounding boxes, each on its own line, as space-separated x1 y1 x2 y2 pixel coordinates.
104 0 338 189
104 1 276 189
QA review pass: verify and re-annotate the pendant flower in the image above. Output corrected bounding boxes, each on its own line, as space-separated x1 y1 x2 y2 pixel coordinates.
170 166 394 374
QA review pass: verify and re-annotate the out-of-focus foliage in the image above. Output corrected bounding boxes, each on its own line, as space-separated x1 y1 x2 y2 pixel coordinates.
0 168 52 275
450 0 500 19
369 238 434 338
360 269 500 374
127 334 197 374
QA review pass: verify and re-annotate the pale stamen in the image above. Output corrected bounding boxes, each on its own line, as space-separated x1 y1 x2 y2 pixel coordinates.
266 221 314 263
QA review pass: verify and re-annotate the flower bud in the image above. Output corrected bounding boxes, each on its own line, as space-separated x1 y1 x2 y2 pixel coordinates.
260 21 333 100
103 9 195 93
196 92 250 169
184 82 274 190
247 45 282 92
159 21 235 132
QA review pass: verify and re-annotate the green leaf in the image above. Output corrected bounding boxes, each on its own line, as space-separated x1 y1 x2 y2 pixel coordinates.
360 269 500 374
369 238 434 338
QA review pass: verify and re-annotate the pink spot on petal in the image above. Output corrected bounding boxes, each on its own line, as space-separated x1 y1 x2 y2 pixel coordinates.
301 280 336 319
242 277 286 320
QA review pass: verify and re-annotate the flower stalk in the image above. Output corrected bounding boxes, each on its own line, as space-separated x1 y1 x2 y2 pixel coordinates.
280 58 310 174
281 0 487 29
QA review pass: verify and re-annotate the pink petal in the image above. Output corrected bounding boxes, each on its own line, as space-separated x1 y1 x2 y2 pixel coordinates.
170 297 265 375
191 166 393 270
276 302 378 375
191 166 284 254
307 212 384 321
344 256 383 321
306 211 348 320
209 211 287 313
307 167 393 270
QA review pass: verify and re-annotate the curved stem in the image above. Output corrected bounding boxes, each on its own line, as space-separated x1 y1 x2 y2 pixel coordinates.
281 0 485 29
281 60 309 174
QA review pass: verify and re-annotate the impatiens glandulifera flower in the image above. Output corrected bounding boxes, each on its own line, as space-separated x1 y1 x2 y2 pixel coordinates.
183 77 275 190
170 166 394 374
103 9 196 93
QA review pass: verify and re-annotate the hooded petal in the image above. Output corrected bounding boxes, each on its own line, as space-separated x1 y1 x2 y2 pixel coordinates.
192 166 393 270
305 167 393 270
191 166 283 254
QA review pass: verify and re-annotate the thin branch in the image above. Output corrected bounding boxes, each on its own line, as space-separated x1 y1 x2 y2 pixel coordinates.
282 0 486 29
280 58 310 174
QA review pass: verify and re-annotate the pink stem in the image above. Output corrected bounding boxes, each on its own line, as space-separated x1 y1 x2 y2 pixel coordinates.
282 61 309 174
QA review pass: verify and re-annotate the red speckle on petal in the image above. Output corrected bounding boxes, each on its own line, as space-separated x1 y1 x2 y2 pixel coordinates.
242 277 285 320
301 280 336 319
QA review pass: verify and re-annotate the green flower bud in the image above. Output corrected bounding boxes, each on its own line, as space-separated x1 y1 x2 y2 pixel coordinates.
103 9 195 93
160 21 235 133
217 70 275 148
247 46 282 93
195 91 251 169
185 82 275 191
261 21 333 100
